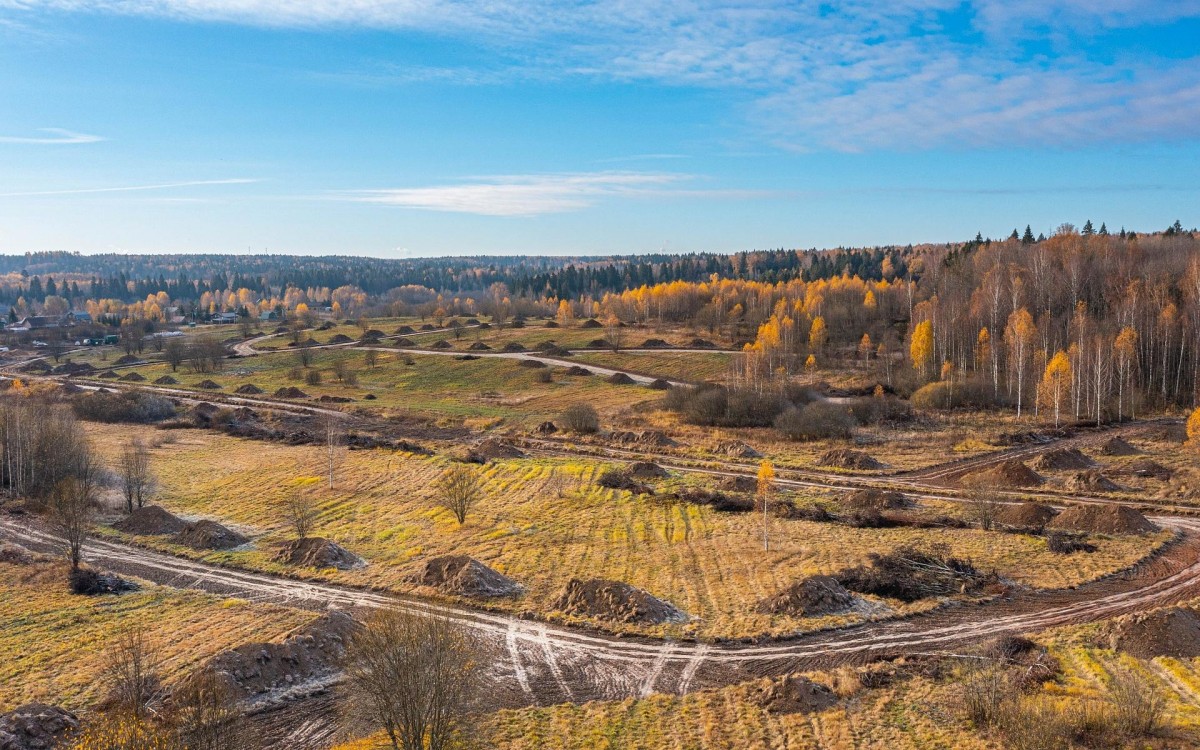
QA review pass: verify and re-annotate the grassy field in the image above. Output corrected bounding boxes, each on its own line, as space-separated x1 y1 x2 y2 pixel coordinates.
85 424 1166 640
568 350 734 383
0 558 313 712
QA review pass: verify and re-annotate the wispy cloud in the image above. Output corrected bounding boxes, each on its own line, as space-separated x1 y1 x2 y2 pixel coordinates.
341 171 716 216
0 178 260 197
0 127 104 144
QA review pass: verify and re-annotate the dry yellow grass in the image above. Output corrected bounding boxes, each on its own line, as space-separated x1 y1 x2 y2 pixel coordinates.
0 560 313 712
85 424 1165 640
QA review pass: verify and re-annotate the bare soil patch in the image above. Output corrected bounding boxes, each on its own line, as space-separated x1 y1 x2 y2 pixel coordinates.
1098 436 1140 455
1048 504 1158 534
995 502 1058 531
173 520 249 550
1118 458 1174 480
1030 448 1094 471
817 449 884 470
753 674 838 715
112 505 188 535
553 578 686 624
608 429 676 448
1109 606 1200 659
408 555 524 598
960 459 1043 488
627 461 670 479
0 703 79 750
754 575 855 617
274 538 364 570
1065 470 1122 493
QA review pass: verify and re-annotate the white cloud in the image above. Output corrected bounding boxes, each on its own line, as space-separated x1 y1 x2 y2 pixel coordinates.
343 172 699 216
0 127 104 144
0 178 260 197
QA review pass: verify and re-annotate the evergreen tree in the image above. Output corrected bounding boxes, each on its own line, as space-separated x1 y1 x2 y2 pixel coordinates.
1009 229 1019 240
1098 222 1108 236
1021 225 1035 244
1082 219 1094 235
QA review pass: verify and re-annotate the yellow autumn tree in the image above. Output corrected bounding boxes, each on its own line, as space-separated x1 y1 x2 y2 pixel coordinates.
1187 407 1200 448
756 459 775 551
1113 326 1138 420
909 320 934 380
1038 350 1072 427
556 299 574 326
1004 308 1037 417
808 316 828 355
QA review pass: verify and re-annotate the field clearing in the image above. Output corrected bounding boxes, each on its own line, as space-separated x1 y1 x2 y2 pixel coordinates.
0 559 313 712
85 424 1166 639
569 350 733 383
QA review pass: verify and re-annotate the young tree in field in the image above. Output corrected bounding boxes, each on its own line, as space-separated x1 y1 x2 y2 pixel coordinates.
1038 351 1072 427
808 316 828 358
1187 407 1200 449
1004 308 1036 417
364 348 379 369
164 338 185 372
281 491 319 540
603 313 624 352
1114 326 1138 421
103 626 164 721
909 320 934 380
556 299 574 327
433 464 482 525
756 460 775 552
118 438 154 513
50 477 94 571
343 607 479 750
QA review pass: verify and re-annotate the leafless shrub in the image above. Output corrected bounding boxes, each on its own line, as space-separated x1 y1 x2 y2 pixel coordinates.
281 491 319 540
433 464 482 524
118 438 155 513
104 626 164 720
560 403 599 433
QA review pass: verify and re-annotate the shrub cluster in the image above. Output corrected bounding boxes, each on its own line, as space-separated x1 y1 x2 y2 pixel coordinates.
71 391 176 424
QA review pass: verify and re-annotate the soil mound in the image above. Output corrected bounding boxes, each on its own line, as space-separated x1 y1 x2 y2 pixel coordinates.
564 366 593 376
317 395 353 403
328 333 354 344
543 320 559 328
1110 607 1200 659
1121 459 1173 480
113 354 142 365
173 520 249 550
96 370 118 379
502 342 526 352
843 488 911 511
154 375 178 385
113 505 188 535
0 703 80 750
627 461 670 479
715 440 761 458
607 372 636 385
430 340 452 349
553 578 686 624
641 338 670 348
1066 470 1121 493
608 430 676 447
1048 504 1158 534
648 378 672 390
961 460 1042 488
1098 436 1140 456
409 555 523 598
1030 448 1094 471
195 379 222 389
235 383 263 394
689 338 717 349
420 324 436 331
995 502 1058 530
467 341 492 350
580 318 602 329
817 449 884 470
393 337 416 347
519 359 546 368
273 387 308 398
274 537 363 570
0 543 36 565
201 611 362 702
467 438 525 462
755 575 855 617
753 674 838 715
118 371 146 382
395 325 415 335
721 475 759 493
675 488 753 513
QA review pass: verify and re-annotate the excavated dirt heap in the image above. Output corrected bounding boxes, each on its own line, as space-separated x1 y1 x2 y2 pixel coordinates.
715 440 762 458
0 543 36 565
755 576 855 617
554 578 686 624
608 430 677 447
113 354 142 365
817 449 884 470
112 505 188 535
1030 448 1094 471
1098 436 1140 455
607 372 636 385
1121 459 1174 480
1048 504 1158 534
721 475 759 493
534 421 557 434
328 334 354 344
753 674 838 715
172 520 249 551
961 460 1043 488
195 379 222 389
648 378 672 390
0 703 80 750
409 555 523 598
153 375 178 385
1110 607 1200 659
995 502 1058 530
235 383 264 394
1066 470 1122 492
273 387 308 398
463 438 525 463
627 461 670 479
119 371 146 382
843 488 911 511
274 537 364 570
200 611 362 703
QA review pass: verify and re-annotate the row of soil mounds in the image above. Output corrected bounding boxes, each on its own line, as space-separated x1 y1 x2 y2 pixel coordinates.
994 501 1158 534
112 506 248 550
178 404 433 453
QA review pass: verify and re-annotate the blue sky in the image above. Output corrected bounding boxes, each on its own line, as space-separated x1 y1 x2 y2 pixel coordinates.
1 1 1198 257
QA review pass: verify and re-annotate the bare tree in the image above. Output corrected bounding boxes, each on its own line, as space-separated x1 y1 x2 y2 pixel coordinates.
281 491 319 540
118 438 154 513
50 477 95 571
963 485 1003 531
603 313 624 352
297 347 315 369
343 607 479 750
104 625 164 720
164 338 185 372
364 348 379 369
170 668 252 750
432 464 482 524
